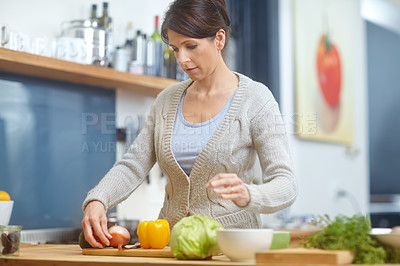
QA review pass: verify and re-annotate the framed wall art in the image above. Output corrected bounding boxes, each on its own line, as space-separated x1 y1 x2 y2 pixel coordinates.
294 0 356 144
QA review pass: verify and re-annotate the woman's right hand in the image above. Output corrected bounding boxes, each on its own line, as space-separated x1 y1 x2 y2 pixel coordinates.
81 200 112 248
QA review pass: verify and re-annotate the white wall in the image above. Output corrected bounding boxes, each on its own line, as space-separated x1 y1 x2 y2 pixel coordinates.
114 89 167 222
362 0 400 35
279 0 369 218
0 0 172 48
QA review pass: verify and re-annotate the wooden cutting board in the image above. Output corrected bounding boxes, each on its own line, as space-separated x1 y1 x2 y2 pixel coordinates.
255 248 354 265
82 246 174 258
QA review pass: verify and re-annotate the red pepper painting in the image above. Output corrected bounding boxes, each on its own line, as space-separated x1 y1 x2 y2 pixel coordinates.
316 34 342 107
294 0 354 144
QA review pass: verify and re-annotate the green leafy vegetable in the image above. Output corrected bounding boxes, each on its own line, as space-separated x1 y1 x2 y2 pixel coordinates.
300 214 399 264
170 215 224 260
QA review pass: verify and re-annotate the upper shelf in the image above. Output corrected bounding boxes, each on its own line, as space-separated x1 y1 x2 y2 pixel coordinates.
0 48 178 97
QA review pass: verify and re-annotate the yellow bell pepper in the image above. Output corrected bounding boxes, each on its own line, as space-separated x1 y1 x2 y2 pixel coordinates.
137 219 170 249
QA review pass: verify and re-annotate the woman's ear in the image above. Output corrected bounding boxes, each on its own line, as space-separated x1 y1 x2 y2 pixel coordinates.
215 29 226 50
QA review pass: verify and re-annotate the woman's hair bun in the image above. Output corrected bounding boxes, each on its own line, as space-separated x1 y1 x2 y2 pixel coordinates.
210 0 231 27
161 0 232 45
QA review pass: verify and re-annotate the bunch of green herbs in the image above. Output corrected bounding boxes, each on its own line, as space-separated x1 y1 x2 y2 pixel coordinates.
300 214 400 264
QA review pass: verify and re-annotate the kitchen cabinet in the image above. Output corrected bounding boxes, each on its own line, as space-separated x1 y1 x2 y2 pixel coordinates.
0 48 178 97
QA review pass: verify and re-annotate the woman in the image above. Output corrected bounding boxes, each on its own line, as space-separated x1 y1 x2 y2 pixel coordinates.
82 0 297 248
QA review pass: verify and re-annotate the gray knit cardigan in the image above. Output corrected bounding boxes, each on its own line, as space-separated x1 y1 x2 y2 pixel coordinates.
83 73 297 229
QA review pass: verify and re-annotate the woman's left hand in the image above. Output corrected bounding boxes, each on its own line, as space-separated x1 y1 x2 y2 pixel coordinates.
205 173 250 207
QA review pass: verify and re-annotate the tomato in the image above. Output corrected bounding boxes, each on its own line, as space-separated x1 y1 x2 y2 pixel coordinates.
316 34 342 107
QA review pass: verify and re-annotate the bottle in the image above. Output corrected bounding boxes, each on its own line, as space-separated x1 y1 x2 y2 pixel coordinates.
129 30 145 74
124 22 135 61
124 22 135 49
151 15 163 77
90 4 97 21
151 15 162 42
145 36 155 76
99 2 112 29
99 2 113 67
163 45 177 79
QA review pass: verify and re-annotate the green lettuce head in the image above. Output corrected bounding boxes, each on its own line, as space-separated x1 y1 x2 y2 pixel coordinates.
170 215 224 260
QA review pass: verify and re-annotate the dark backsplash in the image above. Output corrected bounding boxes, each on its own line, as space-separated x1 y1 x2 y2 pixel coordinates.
0 72 116 229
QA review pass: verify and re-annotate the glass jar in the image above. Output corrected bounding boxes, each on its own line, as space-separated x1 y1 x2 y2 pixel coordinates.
0 225 22 257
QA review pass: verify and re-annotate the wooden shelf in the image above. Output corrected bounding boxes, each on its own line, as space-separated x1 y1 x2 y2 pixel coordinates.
0 48 178 97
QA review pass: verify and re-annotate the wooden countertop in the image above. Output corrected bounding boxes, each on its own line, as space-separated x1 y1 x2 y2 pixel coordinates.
0 244 255 266
0 230 322 266
0 48 178 97
0 244 383 266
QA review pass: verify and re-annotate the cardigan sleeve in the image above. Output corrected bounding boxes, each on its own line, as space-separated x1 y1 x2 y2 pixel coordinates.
244 100 297 213
82 102 158 211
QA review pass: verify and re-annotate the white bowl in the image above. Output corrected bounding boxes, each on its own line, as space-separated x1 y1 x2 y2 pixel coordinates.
216 228 273 262
0 201 14 225
370 228 400 248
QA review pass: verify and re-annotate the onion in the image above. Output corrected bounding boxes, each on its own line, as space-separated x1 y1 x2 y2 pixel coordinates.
108 225 131 250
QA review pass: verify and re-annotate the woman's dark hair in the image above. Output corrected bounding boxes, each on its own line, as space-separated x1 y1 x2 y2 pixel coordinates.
161 0 231 46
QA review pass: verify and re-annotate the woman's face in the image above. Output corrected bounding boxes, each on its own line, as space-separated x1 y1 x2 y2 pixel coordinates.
167 30 221 81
